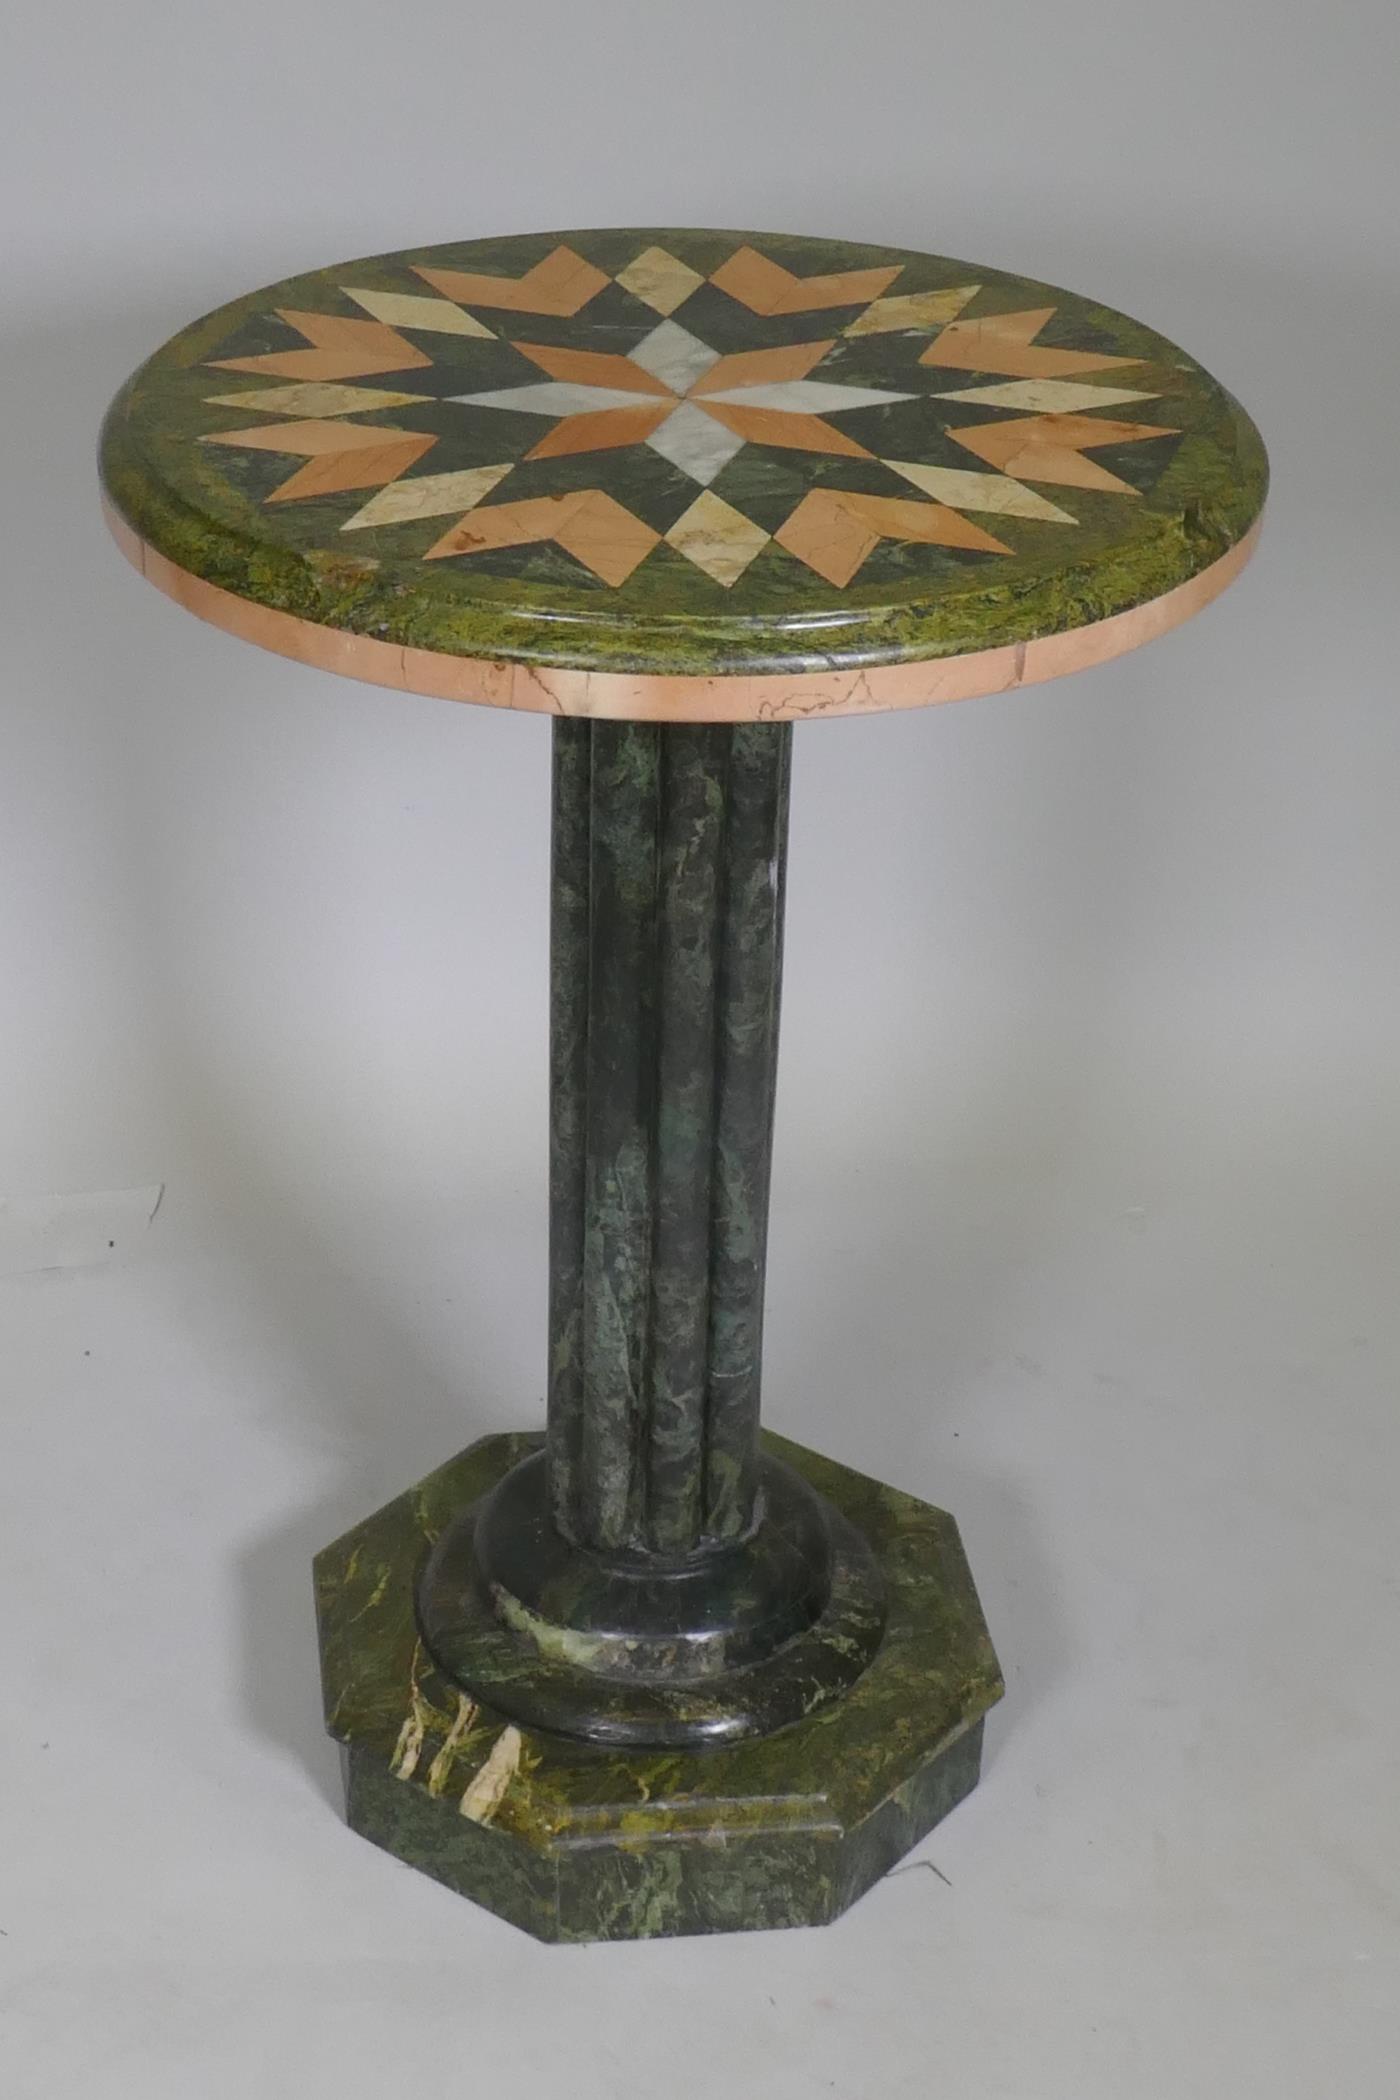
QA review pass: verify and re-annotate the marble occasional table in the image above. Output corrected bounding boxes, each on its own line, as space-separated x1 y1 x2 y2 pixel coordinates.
101 227 1266 1942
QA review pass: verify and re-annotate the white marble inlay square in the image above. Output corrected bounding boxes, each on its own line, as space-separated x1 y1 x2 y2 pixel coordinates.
646 403 747 486
449 381 654 416
628 321 722 396
701 379 918 414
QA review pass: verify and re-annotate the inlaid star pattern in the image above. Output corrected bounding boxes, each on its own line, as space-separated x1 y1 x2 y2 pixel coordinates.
197 241 1181 592
449 322 920 484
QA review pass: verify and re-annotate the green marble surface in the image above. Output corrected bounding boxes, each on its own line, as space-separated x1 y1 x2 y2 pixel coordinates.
315 1429 1003 1941
100 227 1266 679
547 719 790 1556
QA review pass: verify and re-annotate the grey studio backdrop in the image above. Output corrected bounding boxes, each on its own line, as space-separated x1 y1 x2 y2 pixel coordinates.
1 3 1396 2095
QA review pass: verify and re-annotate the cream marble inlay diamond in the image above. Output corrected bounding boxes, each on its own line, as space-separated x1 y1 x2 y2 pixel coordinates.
615 245 707 316
342 463 516 531
664 492 772 587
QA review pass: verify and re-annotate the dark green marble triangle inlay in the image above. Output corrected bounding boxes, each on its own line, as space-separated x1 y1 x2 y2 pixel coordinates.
100 225 1266 677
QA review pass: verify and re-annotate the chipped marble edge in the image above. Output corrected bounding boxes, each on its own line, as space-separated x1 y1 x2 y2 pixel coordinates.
103 498 1263 725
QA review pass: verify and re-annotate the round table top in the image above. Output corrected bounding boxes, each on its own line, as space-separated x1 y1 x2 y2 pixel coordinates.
101 227 1266 722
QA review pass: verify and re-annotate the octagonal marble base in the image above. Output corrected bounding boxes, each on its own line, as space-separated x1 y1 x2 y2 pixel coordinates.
314 1431 1003 1943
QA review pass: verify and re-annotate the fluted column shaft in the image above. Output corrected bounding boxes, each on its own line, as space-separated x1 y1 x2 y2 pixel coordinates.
546 718 791 1558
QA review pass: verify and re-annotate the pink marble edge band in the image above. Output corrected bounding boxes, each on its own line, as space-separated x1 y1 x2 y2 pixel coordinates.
102 498 1262 724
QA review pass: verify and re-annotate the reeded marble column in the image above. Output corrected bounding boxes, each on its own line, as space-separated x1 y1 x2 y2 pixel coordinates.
545 718 790 1559
415 719 885 1746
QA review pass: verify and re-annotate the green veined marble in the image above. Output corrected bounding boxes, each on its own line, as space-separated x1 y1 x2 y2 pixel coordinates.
315 1430 1003 1942
100 226 1266 678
